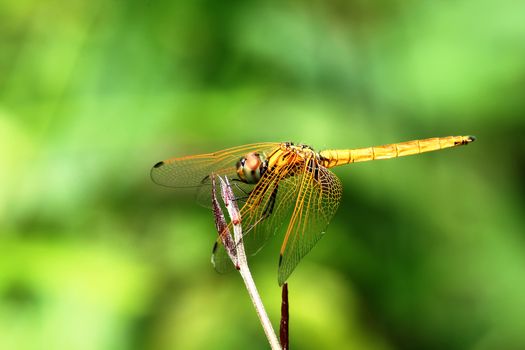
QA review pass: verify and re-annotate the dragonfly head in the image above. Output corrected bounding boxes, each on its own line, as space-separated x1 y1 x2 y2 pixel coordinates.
236 152 268 184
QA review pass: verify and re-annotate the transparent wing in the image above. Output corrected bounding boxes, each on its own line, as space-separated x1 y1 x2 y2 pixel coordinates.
277 164 342 286
151 142 279 206
212 150 302 273
151 142 278 187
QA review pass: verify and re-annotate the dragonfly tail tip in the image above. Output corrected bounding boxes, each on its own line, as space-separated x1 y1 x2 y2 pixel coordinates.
466 135 476 143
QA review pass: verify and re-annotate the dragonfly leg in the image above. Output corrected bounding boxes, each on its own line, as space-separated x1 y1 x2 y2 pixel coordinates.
238 185 279 243
306 158 320 181
262 185 279 218
230 179 252 204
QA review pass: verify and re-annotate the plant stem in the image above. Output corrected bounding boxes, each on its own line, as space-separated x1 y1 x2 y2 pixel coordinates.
280 283 289 350
217 176 281 350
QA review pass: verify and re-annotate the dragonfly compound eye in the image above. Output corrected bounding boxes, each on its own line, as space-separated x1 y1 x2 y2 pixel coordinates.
236 152 267 184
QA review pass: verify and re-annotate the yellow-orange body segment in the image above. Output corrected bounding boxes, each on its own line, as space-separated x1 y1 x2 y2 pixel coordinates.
318 135 475 168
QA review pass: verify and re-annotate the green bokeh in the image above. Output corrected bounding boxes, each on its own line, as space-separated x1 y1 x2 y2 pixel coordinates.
1 0 524 349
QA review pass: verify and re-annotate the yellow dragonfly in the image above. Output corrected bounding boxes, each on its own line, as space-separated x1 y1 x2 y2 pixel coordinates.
151 135 475 285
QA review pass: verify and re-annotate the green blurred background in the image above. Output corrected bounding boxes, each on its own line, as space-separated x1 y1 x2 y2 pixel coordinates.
1 0 524 349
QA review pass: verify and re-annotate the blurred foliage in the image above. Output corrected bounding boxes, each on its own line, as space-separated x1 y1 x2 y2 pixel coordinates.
1 0 525 349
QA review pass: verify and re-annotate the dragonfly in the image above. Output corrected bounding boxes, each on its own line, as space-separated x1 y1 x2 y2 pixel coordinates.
151 135 475 285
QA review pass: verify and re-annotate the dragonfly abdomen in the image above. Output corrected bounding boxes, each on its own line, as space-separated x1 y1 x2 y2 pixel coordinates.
319 135 476 168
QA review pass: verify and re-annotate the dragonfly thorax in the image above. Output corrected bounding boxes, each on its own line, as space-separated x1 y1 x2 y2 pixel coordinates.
236 152 268 184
